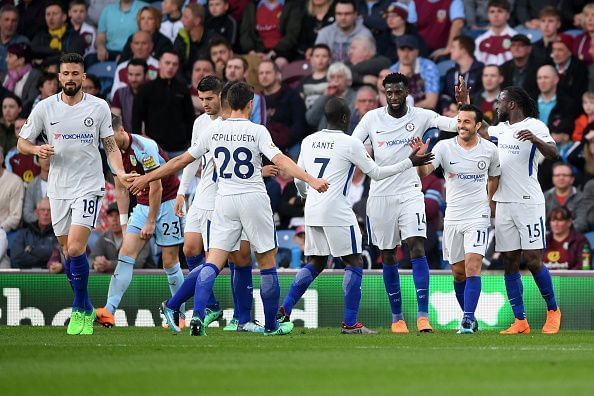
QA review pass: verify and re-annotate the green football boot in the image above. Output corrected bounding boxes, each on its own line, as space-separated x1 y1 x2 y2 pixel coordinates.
203 307 223 328
80 309 97 335
67 311 85 335
223 318 239 331
263 321 294 336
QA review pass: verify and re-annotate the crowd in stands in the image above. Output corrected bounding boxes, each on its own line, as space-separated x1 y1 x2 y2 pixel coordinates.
1 0 594 271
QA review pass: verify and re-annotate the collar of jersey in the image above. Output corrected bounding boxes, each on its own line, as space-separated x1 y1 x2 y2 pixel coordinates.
321 129 342 134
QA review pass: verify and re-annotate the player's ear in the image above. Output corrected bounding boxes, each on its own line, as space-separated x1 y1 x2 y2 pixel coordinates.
476 121 482 131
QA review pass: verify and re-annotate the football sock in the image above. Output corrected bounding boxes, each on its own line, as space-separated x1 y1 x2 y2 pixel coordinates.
64 257 73 290
382 263 403 322
463 276 481 322
454 279 466 311
167 264 203 311
234 265 253 325
70 253 91 313
532 266 558 311
504 272 526 320
229 262 239 319
193 263 219 319
260 267 280 331
343 266 363 326
282 263 318 316
186 254 204 272
165 263 185 313
105 255 135 314
411 256 430 318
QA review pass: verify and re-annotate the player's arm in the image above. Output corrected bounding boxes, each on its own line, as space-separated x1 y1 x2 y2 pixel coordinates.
271 153 329 193
17 107 53 158
129 151 199 195
114 175 130 232
102 135 132 187
17 137 54 158
175 156 201 216
488 175 500 217
516 129 558 159
294 153 308 198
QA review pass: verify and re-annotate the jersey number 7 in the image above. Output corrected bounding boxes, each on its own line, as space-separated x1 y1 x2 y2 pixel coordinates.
314 157 330 178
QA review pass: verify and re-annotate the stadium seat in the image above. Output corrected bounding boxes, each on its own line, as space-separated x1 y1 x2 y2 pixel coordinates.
281 60 312 88
437 59 454 79
513 25 542 43
86 61 117 98
564 29 584 38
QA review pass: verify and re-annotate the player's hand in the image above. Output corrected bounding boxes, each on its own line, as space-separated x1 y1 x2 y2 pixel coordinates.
129 174 150 195
174 195 186 217
140 222 155 240
409 145 435 166
515 129 537 143
455 75 471 105
262 165 279 177
117 172 137 189
308 178 330 193
36 144 54 159
408 137 428 155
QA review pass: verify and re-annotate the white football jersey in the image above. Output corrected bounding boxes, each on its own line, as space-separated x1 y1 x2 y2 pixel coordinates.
20 93 112 199
298 129 380 226
352 105 457 198
431 136 500 222
188 118 281 196
179 114 220 210
488 118 554 204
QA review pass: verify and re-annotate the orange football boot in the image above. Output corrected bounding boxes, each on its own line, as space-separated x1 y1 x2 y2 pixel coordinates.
391 320 409 333
542 309 561 334
417 317 433 333
95 307 115 328
500 318 531 334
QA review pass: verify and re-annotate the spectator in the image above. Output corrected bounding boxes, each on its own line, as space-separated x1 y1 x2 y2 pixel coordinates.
443 35 484 106
24 72 57 114
112 59 148 134
532 6 561 62
357 0 392 37
574 178 594 233
10 197 58 269
87 0 118 27
500 34 541 97
299 43 331 109
538 115 575 191
3 43 42 109
474 0 517 66
544 206 591 270
471 64 502 123
0 146 25 233
83 74 101 97
415 0 465 60
551 34 589 100
16 0 45 42
0 4 29 78
258 59 307 153
346 35 391 88
174 3 212 80
573 3 594 66
206 0 237 47
0 227 8 268
227 0 253 22
277 169 304 228
209 36 233 80
348 85 379 134
306 62 356 129
0 93 21 154
224 56 267 124
299 0 335 58
376 67 391 106
377 1 428 63
132 51 195 158
4 118 40 184
95 0 149 63
240 0 302 66
90 203 152 273
544 162 582 223
22 154 49 225
536 64 579 128
68 0 96 59
189 58 215 115
573 90 594 142
568 128 594 189
160 0 184 43
390 34 440 109
31 1 86 66
110 31 159 99
120 6 173 63
315 0 373 62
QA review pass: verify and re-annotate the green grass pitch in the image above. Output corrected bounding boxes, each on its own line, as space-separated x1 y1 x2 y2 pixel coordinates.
1 327 594 396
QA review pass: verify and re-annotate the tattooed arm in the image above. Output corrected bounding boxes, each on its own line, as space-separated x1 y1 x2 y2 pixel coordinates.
101 135 131 187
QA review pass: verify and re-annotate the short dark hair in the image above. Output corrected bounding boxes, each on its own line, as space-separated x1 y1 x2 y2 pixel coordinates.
487 0 510 12
193 58 215 71
2 92 23 109
259 59 281 74
229 55 248 72
160 50 180 60
227 82 254 110
549 206 572 222
45 0 65 12
0 4 18 17
220 80 239 106
502 86 539 118
209 36 232 52
36 72 57 89
382 72 409 88
197 75 223 94
59 53 84 70
552 161 573 175
538 5 561 20
111 113 123 131
127 58 148 74
483 64 503 76
68 0 87 10
85 73 100 89
324 97 351 125
453 35 476 56
335 0 357 12
458 104 483 123
312 43 332 56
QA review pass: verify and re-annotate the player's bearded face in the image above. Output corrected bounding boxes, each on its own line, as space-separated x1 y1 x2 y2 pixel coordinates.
63 80 82 96
496 93 510 122
384 83 407 112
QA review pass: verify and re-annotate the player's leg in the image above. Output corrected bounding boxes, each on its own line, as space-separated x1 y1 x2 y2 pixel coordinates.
367 196 406 332
279 225 328 321
451 261 466 311
340 253 376 334
460 253 482 334
67 224 95 334
230 241 263 332
444 223 466 313
183 232 205 271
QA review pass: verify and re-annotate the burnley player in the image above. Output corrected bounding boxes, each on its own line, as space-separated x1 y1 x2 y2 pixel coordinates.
95 115 186 328
351 73 459 333
279 98 435 334
17 53 129 335
129 82 329 336
417 104 500 334
477 86 561 334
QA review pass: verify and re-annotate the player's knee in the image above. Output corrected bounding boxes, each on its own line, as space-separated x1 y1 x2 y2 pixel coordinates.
343 254 363 268
183 244 201 257
524 253 543 273
67 242 86 257
451 263 466 281
161 247 180 267
406 237 425 258
380 250 397 265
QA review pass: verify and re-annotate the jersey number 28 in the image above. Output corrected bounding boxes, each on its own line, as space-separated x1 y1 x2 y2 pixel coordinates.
214 147 255 179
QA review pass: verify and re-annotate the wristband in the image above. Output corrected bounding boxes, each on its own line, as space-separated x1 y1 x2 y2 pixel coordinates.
119 214 128 225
